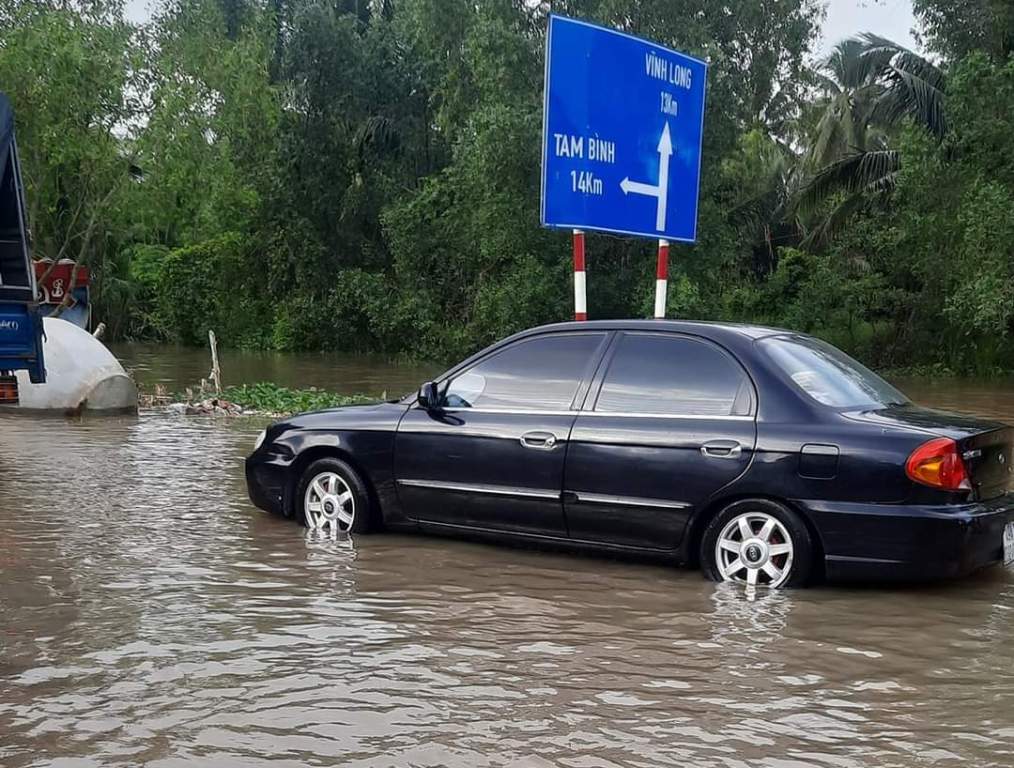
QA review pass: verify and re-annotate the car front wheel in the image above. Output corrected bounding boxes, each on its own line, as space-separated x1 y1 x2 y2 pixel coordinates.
700 499 813 588
295 458 372 534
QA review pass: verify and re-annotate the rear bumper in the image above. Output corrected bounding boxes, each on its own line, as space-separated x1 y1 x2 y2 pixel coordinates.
797 495 1014 582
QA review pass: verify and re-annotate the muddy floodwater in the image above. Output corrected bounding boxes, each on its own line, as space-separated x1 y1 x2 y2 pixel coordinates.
1 346 1013 767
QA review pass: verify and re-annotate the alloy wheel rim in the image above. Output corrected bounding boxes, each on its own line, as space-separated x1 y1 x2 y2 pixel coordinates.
304 472 355 533
715 512 794 588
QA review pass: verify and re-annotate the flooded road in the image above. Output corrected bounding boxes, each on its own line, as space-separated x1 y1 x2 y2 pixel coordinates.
1 348 1013 767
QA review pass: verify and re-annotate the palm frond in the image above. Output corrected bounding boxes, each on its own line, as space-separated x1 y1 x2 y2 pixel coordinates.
810 70 843 97
857 33 928 65
858 33 946 137
796 149 900 217
808 93 850 168
821 38 887 90
875 62 946 137
354 115 399 157
728 189 780 230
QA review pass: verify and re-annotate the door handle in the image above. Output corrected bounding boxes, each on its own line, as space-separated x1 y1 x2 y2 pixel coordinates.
701 440 743 459
520 431 558 450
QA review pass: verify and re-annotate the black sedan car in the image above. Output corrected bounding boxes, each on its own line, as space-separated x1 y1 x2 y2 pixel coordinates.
247 320 1014 587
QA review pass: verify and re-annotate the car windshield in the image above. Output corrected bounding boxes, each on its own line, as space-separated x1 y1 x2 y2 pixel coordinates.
761 335 909 409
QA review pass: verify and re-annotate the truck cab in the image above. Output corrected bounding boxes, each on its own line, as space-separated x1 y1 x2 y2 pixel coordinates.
0 92 45 394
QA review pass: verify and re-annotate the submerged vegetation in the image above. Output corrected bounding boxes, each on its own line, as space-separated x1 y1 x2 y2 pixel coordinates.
141 381 375 415
2 1 1013 372
221 383 376 414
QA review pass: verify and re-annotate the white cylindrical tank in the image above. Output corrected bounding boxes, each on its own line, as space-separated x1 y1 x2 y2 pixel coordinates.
13 318 137 413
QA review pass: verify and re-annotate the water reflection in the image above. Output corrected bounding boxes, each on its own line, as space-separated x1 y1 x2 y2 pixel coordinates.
0 353 1013 766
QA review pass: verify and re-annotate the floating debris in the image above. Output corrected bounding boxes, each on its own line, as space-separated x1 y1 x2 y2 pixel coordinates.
167 397 248 417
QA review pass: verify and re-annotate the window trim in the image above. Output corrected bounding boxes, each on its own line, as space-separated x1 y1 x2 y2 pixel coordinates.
580 410 754 421
586 331 758 419
436 330 611 413
437 407 580 416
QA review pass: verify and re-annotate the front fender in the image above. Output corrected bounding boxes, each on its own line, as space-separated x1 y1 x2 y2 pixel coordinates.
262 410 408 526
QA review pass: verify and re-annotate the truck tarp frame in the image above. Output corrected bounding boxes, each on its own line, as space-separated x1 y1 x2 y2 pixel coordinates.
0 92 36 302
0 92 46 384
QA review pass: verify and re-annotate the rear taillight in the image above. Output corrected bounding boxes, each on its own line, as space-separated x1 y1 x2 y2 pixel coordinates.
0 375 18 405
905 437 970 491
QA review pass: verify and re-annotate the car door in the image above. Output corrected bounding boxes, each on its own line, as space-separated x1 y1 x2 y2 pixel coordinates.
563 332 757 550
394 331 609 537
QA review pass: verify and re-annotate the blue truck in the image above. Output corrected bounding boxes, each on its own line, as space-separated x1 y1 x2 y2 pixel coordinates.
0 92 45 396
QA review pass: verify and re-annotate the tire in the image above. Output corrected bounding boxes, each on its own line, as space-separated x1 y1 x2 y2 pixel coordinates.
294 457 372 534
700 499 813 588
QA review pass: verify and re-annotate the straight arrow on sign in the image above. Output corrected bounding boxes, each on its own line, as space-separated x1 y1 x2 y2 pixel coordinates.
619 122 674 232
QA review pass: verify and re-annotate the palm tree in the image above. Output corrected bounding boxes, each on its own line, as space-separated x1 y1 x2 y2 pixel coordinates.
806 38 884 170
797 34 945 246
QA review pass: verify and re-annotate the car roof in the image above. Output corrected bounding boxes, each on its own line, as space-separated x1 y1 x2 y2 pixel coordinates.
516 319 793 341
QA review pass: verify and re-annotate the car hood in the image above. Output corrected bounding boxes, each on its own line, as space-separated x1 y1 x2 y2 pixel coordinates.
841 403 1008 439
276 400 409 432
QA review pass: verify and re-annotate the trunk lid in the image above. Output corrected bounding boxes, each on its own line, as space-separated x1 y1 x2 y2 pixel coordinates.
843 404 1014 500
959 427 1014 500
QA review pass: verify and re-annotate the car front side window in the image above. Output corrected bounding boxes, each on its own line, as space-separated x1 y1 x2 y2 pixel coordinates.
442 333 607 411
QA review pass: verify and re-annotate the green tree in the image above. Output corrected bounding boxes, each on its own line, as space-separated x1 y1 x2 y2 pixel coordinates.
10 0 1013 377
0 0 136 307
913 0 1014 61
130 0 278 247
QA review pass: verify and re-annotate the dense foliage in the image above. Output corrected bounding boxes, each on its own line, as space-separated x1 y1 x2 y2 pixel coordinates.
2 0 1013 372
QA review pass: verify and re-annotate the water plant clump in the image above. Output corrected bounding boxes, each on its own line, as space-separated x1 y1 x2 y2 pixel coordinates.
140 381 378 417
221 383 377 415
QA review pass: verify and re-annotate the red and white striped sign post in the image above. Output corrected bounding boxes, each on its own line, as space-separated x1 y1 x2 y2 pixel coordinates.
573 229 587 321
654 238 669 318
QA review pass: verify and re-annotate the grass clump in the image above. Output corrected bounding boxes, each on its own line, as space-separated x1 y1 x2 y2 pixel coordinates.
221 382 376 415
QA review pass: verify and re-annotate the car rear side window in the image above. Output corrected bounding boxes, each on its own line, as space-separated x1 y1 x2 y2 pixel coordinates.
761 334 908 409
594 334 753 417
443 333 607 411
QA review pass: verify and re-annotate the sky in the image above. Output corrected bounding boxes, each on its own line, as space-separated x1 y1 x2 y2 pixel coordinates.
819 0 919 54
124 0 921 54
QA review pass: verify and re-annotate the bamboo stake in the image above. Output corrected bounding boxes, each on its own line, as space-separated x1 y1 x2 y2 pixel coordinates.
208 330 222 396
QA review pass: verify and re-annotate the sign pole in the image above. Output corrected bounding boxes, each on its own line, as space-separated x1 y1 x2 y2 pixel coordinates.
573 229 587 321
654 238 669 318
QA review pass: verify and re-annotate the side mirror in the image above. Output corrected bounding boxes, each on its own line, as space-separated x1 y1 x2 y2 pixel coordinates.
417 381 441 410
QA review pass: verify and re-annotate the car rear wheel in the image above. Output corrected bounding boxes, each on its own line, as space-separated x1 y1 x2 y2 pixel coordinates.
700 499 813 588
295 458 371 534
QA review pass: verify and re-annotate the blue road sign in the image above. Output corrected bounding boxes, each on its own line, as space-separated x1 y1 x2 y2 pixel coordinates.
541 15 708 242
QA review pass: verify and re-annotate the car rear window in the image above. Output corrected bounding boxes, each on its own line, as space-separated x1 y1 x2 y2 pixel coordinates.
762 335 908 409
